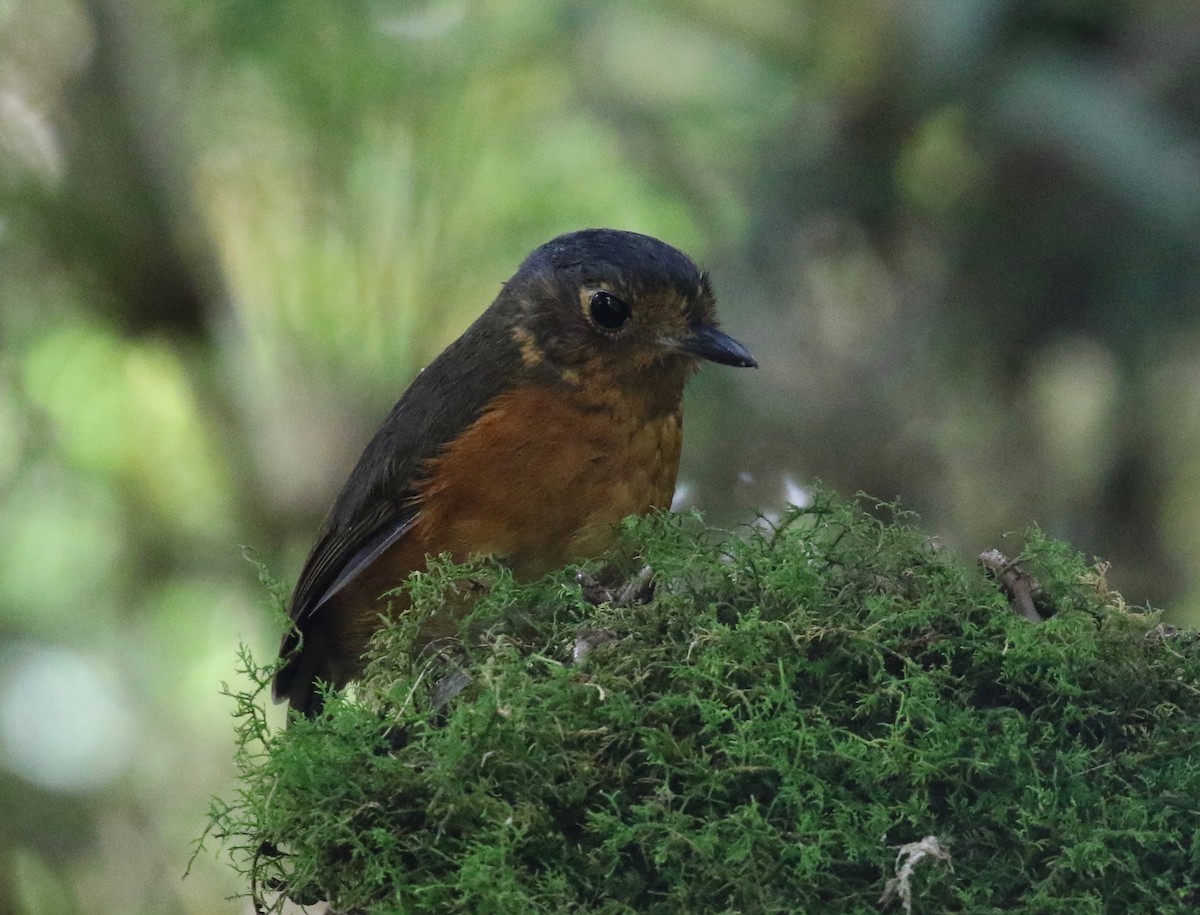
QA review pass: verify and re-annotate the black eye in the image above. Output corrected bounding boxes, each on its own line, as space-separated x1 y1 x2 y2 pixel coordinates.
588 290 632 331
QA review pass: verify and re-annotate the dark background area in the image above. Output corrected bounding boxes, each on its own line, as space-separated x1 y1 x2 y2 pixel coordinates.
2 0 1199 910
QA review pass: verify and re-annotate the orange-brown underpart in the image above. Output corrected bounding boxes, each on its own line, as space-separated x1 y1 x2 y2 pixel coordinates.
315 382 683 691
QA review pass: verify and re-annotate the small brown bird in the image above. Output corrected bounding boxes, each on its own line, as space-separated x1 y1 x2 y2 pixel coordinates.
274 228 756 716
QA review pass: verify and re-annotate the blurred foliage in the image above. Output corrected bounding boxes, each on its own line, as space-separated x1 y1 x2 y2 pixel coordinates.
2 0 1200 911
209 499 1200 912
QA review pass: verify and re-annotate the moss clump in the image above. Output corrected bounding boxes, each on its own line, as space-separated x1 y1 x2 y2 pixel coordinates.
206 494 1200 913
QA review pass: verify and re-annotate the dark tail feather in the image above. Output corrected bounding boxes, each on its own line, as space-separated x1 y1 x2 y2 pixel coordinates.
273 629 329 720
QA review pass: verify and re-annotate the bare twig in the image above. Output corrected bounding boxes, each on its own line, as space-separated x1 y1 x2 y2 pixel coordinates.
979 549 1045 623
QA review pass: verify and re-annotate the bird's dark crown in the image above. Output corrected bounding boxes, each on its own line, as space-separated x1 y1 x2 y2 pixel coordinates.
517 228 710 314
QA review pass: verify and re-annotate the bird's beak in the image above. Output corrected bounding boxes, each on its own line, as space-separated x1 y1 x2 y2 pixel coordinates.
670 323 757 368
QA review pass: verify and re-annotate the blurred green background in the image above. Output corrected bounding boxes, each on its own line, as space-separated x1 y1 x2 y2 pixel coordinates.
3 0 1200 911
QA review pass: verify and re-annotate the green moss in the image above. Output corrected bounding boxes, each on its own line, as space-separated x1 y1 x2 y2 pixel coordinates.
204 493 1200 913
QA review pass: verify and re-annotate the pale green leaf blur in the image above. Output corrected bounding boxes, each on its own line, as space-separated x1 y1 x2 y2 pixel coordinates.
2 0 1199 911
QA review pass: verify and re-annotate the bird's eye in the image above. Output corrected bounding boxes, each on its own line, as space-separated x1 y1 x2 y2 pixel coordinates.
588 290 632 331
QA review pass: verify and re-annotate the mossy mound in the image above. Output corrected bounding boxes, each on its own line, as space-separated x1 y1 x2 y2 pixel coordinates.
208 495 1200 913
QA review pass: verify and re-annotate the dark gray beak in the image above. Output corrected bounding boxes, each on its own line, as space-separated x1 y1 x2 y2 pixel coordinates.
675 323 757 368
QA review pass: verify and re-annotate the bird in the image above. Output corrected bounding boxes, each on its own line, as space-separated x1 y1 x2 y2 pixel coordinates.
273 228 756 717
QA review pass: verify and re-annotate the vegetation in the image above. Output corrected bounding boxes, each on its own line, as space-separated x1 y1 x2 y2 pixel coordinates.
209 495 1200 913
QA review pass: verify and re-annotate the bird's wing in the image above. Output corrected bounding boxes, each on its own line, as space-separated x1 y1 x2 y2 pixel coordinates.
287 320 520 621
287 498 420 626
274 314 523 703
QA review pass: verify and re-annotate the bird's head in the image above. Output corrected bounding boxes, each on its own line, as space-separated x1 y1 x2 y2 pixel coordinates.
497 229 755 399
